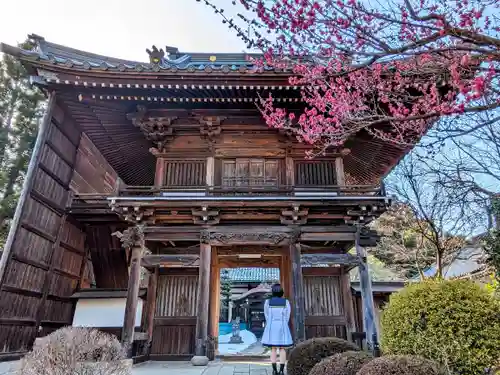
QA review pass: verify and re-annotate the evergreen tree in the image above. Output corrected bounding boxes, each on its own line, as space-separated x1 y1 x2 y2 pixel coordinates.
220 269 233 321
0 43 45 250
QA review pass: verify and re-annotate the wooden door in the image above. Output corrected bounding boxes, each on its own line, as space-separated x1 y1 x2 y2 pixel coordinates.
150 269 199 360
220 159 280 187
302 268 350 340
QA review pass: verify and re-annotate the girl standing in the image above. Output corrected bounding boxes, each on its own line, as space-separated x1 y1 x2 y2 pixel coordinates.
261 284 293 375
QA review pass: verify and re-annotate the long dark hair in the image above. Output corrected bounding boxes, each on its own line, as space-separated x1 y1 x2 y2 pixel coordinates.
271 283 284 298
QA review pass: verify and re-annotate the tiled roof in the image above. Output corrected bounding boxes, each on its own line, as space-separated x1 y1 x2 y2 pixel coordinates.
221 268 280 282
0 34 282 75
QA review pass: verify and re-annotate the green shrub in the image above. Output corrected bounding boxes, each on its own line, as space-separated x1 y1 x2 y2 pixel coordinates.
356 355 443 375
381 279 500 375
287 337 359 375
309 350 373 375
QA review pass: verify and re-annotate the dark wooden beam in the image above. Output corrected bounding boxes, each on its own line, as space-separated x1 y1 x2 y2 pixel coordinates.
141 254 199 268
301 253 361 268
193 242 211 359
122 244 142 357
290 242 306 343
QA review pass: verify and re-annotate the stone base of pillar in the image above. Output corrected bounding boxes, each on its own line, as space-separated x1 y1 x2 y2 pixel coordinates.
191 355 209 366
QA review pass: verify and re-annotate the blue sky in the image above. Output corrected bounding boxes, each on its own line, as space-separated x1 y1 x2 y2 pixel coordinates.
0 0 249 59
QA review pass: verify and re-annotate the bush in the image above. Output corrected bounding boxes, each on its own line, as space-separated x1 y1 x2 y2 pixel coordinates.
356 355 443 375
287 337 359 375
309 351 373 375
381 279 500 375
20 327 130 375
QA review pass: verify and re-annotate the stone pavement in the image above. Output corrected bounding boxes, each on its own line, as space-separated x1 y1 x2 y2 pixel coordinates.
134 360 277 375
0 360 278 375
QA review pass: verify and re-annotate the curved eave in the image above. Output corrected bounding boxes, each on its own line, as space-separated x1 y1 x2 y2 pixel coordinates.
0 42 290 78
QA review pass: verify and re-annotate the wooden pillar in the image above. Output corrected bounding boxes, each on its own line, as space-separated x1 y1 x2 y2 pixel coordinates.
355 225 379 352
285 155 294 186
0 92 56 285
194 242 212 358
208 246 220 354
290 241 306 342
122 227 145 358
154 158 165 187
335 157 345 186
143 266 159 355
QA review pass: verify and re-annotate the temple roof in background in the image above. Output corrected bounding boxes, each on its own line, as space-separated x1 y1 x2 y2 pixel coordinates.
222 268 280 283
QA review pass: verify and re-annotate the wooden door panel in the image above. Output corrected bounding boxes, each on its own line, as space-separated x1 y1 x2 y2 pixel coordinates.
222 161 235 187
303 268 348 340
264 160 279 186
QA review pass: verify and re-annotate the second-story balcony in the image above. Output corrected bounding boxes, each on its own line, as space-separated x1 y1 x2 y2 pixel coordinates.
117 178 387 199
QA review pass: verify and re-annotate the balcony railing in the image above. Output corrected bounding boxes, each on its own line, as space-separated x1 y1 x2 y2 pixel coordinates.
115 183 386 198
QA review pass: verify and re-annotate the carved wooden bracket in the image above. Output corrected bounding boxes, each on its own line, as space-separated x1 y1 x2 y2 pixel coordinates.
112 225 146 251
347 205 379 223
199 116 224 149
127 105 177 154
280 205 308 225
191 206 220 225
110 202 154 223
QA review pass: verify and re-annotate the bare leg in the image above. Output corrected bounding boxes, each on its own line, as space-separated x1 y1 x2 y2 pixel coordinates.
271 347 278 363
279 348 286 363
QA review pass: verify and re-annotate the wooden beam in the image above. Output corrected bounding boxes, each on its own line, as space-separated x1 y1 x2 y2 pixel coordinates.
289 242 306 343
0 92 56 286
143 266 158 355
355 225 379 352
301 253 360 268
141 254 199 268
122 244 142 357
300 232 355 241
194 242 211 358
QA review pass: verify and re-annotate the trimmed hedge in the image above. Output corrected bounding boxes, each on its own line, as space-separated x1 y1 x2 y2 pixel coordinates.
309 350 373 375
356 355 443 375
381 279 500 375
287 337 359 375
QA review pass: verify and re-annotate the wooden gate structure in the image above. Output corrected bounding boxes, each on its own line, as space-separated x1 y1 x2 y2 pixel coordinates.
0 34 433 361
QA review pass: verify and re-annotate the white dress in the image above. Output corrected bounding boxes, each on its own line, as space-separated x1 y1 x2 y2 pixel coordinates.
261 297 293 348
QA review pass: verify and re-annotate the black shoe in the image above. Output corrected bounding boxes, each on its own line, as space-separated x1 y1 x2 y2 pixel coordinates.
272 363 278 375
279 363 285 375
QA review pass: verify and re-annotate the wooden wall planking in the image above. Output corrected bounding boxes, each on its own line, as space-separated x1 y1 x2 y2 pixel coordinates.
85 225 129 289
0 99 89 354
70 133 118 194
303 268 349 341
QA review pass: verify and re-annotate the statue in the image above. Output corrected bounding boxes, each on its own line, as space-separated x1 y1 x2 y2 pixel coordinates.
229 317 243 344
